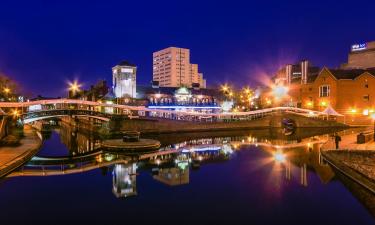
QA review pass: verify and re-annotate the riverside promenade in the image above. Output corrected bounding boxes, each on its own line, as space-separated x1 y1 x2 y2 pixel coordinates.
321 128 375 150
321 127 375 194
0 125 42 177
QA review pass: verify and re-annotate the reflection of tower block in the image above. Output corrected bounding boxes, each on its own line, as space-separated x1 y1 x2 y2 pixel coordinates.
112 61 137 98
112 163 137 198
153 167 189 186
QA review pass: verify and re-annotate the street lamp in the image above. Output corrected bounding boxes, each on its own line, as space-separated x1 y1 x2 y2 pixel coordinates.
68 81 81 97
4 87 10 94
272 85 288 100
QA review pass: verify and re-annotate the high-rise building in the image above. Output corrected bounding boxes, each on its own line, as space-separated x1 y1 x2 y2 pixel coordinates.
112 61 137 98
153 47 206 88
341 41 375 69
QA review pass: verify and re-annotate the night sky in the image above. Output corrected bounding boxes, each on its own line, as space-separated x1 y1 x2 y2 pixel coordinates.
1 0 375 97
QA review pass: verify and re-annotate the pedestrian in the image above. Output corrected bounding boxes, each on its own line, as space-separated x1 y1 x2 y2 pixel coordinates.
335 133 341 149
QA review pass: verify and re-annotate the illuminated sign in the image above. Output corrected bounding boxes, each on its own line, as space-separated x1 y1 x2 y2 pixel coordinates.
351 43 367 52
121 68 134 73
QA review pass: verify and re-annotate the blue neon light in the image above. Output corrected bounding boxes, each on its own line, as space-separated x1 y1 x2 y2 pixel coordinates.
147 105 221 109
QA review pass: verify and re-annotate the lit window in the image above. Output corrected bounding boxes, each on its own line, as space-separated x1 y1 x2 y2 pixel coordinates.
319 85 330 97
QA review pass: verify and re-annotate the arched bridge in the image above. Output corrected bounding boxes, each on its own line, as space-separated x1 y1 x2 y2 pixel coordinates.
23 109 121 123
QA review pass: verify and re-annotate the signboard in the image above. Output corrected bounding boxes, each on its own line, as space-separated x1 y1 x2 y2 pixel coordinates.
351 43 367 52
121 68 134 73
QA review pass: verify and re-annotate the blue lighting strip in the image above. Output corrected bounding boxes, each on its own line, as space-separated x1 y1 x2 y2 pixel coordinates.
147 105 221 109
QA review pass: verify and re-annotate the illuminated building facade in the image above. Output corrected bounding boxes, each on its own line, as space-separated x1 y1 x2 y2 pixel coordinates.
136 86 223 113
341 41 375 69
112 61 137 98
153 47 206 88
275 65 375 124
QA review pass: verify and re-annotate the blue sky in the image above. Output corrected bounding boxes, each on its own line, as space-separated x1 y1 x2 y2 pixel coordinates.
0 0 374 96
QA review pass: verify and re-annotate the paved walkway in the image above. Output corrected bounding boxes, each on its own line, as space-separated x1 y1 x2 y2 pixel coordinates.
0 125 42 177
321 127 375 151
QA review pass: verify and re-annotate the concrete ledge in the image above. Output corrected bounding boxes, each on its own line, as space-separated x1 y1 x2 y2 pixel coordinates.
0 126 42 178
322 150 375 195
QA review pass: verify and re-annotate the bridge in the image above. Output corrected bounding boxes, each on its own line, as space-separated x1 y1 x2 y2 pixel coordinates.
0 98 328 125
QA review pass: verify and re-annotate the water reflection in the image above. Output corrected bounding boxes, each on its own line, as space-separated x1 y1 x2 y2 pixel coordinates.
7 123 375 218
12 128 331 196
112 163 137 198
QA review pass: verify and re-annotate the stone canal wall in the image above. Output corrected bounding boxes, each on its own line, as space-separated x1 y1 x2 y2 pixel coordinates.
322 150 375 194
111 112 347 134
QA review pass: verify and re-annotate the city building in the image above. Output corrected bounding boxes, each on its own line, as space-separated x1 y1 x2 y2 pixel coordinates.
112 61 137 98
274 60 321 87
273 64 375 124
341 41 375 69
153 47 206 88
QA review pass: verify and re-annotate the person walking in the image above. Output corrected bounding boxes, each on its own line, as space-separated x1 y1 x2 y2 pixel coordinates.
334 133 342 149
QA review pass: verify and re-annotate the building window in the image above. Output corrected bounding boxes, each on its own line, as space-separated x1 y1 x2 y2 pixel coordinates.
363 95 370 101
319 85 330 97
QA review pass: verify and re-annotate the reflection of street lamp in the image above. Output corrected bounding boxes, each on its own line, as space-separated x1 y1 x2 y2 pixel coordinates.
11 109 19 118
273 150 286 163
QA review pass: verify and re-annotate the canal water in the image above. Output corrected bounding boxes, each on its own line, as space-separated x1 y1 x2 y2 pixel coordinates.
0 125 374 225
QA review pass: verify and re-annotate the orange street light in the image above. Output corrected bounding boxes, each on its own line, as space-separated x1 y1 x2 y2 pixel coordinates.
3 88 10 94
68 80 82 97
11 109 19 118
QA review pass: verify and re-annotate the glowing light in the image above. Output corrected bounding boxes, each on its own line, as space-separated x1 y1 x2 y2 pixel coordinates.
272 85 288 99
371 113 375 120
307 101 313 107
68 80 82 93
350 108 357 113
155 93 162 98
198 156 203 161
3 88 10 94
308 111 314 116
363 109 369 116
221 84 229 92
11 109 19 117
320 101 327 106
266 99 272 105
273 151 286 163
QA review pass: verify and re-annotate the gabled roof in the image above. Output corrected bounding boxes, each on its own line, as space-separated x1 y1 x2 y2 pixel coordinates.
325 68 375 80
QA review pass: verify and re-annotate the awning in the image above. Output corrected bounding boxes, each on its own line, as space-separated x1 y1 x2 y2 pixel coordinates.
321 105 343 116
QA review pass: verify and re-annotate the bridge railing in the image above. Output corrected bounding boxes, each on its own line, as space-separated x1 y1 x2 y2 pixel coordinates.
0 98 325 123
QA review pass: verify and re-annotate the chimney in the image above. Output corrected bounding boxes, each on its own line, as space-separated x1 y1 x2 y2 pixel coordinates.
286 64 292 85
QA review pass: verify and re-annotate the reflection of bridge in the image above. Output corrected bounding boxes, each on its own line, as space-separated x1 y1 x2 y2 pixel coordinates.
0 98 325 124
7 149 181 177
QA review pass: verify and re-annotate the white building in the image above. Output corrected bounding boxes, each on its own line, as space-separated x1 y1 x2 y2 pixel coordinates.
112 61 137 98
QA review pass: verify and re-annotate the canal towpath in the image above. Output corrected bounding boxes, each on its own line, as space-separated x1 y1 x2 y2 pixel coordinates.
0 125 42 177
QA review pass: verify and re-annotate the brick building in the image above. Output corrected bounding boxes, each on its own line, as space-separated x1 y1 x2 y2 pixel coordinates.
274 64 375 124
